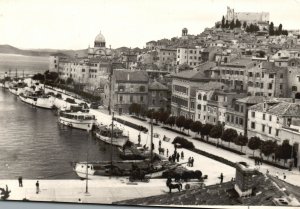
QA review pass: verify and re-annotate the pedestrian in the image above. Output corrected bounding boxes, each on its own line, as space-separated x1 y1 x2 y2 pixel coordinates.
78 198 82 203
163 135 166 141
166 149 169 157
220 173 224 184
191 157 194 167
176 153 180 162
172 154 176 162
152 143 155 151
283 173 286 180
18 176 23 187
188 157 191 167
138 134 141 145
159 140 161 148
276 172 279 178
266 169 269 175
168 156 172 162
36 181 40 194
181 151 184 159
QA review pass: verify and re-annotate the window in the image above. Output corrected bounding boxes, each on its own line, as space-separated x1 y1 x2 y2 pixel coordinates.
239 118 243 125
130 96 133 102
249 72 253 77
140 96 144 102
198 94 202 100
269 115 272 121
152 99 155 105
269 127 272 134
251 112 255 118
269 74 274 78
251 122 255 129
204 105 206 111
241 105 244 113
203 95 207 101
139 86 145 92
82 69 85 72
280 74 283 78
276 129 279 136
292 86 297 91
280 84 283 90
268 83 273 89
231 115 234 123
235 117 239 124
119 96 123 102
263 114 265 120
262 124 265 132
227 115 230 122
197 104 201 110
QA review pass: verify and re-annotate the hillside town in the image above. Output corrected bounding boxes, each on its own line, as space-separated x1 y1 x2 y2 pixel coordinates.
1 5 300 207
49 6 300 161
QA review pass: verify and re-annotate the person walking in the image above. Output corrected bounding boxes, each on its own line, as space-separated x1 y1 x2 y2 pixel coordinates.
159 140 161 148
181 151 184 159
166 149 169 157
138 134 141 145
18 176 23 187
36 181 40 194
283 173 286 180
188 157 191 167
176 153 180 162
276 172 279 178
191 157 194 167
220 173 224 184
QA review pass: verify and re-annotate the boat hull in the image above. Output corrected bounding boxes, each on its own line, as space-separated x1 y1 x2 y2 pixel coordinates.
58 117 95 131
95 132 128 147
19 94 54 109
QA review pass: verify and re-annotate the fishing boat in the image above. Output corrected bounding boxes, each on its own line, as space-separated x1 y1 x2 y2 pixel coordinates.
58 111 96 131
19 90 55 109
73 159 178 180
95 124 129 147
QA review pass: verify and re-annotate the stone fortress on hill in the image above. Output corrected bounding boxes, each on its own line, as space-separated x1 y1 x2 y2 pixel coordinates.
225 6 270 24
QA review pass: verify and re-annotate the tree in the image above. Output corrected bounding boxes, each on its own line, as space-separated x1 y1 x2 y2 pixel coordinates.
159 111 170 124
202 124 214 140
225 20 229 28
166 116 176 127
235 19 241 28
278 23 283 35
32 73 45 82
153 111 161 123
269 22 274 36
146 109 154 119
215 22 221 28
183 118 193 134
176 116 186 131
178 63 192 72
66 77 73 85
261 140 276 160
209 124 223 145
234 134 248 152
243 21 247 29
190 121 202 136
230 20 235 29
282 30 288 36
221 128 238 148
281 140 292 165
248 136 261 156
221 16 225 28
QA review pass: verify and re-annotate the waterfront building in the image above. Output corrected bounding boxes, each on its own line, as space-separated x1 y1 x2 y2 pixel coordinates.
49 53 69 74
148 80 169 111
104 69 149 115
171 69 212 120
247 100 299 143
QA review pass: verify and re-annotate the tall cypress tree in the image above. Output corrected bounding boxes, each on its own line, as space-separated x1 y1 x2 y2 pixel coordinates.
221 16 225 28
269 22 274 36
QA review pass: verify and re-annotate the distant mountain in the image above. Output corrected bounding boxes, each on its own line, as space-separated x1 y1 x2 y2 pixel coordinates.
0 44 88 58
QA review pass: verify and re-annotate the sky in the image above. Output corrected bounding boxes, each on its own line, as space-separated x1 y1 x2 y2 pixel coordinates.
0 0 300 50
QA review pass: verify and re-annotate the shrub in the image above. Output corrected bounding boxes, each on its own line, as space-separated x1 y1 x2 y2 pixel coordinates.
172 136 194 149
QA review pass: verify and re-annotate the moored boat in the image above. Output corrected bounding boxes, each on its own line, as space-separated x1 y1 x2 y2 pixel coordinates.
95 124 129 147
19 90 55 109
58 111 96 131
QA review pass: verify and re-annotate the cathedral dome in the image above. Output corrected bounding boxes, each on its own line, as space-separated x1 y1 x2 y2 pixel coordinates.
95 31 105 43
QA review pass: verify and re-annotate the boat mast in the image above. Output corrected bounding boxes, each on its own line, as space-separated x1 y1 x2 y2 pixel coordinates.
110 111 114 176
85 131 90 194
150 112 153 165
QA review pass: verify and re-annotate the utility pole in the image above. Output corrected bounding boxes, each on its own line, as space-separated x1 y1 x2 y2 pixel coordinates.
150 112 153 165
110 111 114 176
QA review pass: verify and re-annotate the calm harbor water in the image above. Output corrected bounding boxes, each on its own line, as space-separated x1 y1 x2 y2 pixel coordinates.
0 88 120 179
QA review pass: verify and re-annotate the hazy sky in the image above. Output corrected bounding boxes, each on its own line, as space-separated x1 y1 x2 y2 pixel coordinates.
0 0 300 50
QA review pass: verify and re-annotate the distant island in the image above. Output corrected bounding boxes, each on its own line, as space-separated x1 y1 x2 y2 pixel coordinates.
0 44 88 58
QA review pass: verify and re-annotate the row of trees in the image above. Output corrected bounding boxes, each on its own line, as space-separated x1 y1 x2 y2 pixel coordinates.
269 22 288 36
217 16 243 29
138 110 294 164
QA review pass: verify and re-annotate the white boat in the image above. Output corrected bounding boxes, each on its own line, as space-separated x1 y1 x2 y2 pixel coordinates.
19 91 55 109
95 124 129 147
73 160 176 180
58 111 96 131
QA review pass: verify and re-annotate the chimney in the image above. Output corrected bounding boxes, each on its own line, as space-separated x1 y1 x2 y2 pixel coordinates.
127 73 130 81
234 162 256 197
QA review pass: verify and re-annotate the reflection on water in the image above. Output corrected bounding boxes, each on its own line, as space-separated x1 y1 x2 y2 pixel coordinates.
0 89 119 179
